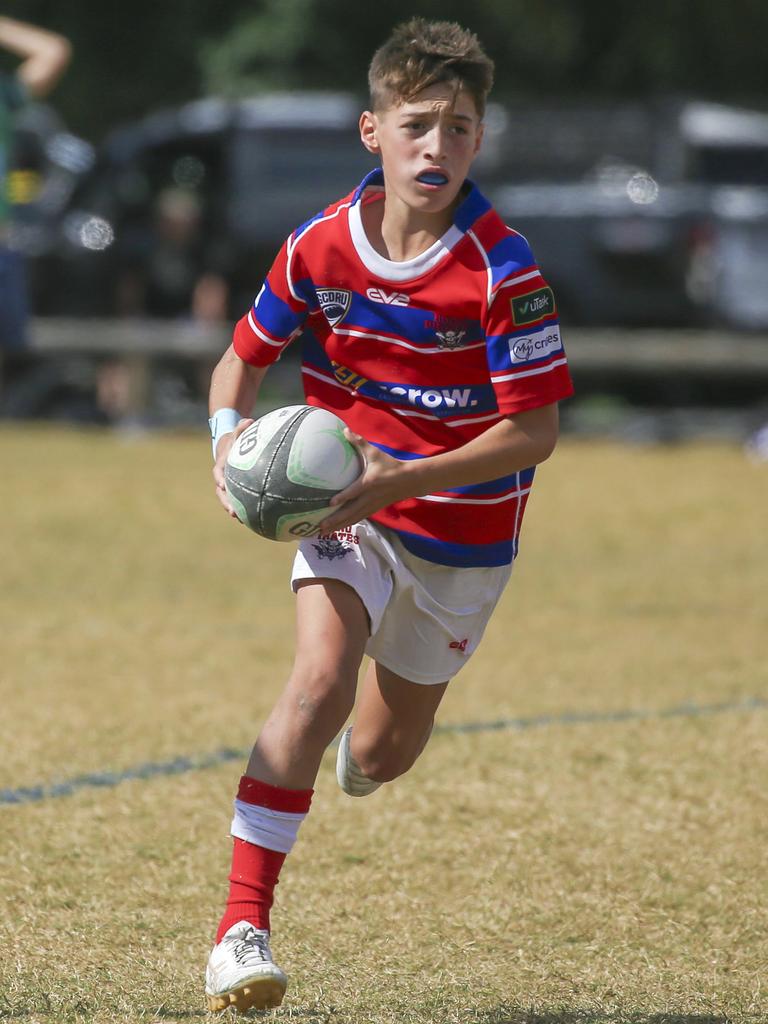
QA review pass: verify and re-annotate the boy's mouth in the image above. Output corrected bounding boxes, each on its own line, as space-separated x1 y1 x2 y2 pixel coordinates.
416 171 449 186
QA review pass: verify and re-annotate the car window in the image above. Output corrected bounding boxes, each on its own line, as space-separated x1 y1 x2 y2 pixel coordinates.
689 145 768 186
228 126 376 243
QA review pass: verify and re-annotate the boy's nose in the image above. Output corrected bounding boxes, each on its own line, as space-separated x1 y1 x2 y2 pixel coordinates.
423 126 448 161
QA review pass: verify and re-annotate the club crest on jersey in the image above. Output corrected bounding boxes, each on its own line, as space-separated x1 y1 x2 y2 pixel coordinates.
317 288 352 327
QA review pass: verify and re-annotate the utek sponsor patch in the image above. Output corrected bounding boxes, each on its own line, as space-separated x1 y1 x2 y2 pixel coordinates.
511 286 555 326
509 326 562 364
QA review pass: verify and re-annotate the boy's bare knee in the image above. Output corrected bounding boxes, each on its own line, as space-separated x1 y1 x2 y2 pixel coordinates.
351 716 434 783
287 665 356 731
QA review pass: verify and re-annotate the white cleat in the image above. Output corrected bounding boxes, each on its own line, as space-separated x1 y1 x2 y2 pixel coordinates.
336 727 382 797
205 921 287 1013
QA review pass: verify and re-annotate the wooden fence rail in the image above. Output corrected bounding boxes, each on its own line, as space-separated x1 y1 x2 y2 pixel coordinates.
26 319 768 374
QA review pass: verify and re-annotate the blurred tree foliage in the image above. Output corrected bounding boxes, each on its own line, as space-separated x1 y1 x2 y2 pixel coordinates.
5 0 768 140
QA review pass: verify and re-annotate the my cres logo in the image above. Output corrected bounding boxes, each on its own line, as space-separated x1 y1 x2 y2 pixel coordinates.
366 287 410 306
511 286 555 326
509 328 562 364
317 288 352 326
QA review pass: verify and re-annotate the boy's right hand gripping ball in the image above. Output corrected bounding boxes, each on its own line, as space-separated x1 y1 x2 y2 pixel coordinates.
224 405 363 541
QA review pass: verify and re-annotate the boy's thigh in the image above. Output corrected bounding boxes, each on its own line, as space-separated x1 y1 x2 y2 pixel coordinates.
292 578 370 684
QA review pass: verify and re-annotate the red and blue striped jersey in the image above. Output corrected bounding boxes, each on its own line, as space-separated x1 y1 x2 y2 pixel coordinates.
233 168 574 567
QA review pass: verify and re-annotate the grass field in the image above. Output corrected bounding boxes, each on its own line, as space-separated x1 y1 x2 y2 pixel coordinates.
1 425 767 1024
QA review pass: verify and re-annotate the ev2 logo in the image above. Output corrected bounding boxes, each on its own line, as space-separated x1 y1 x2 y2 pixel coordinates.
366 287 410 306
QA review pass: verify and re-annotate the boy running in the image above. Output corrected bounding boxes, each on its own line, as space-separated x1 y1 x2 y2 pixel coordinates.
205 17 573 1013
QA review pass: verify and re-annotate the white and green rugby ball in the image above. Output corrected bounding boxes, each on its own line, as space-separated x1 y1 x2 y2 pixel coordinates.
224 405 363 541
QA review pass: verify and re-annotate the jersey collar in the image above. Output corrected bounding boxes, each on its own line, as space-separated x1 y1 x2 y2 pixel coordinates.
349 168 490 283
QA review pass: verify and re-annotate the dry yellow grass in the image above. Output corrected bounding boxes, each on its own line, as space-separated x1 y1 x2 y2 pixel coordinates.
1 425 766 1023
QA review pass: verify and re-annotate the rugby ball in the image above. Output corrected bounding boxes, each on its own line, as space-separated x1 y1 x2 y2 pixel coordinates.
224 405 363 541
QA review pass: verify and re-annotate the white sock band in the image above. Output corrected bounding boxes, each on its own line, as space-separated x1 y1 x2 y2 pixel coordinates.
231 797 308 855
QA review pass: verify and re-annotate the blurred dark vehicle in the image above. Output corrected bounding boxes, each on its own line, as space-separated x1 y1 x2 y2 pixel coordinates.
23 94 768 331
487 99 768 328
29 93 381 319
25 91 507 320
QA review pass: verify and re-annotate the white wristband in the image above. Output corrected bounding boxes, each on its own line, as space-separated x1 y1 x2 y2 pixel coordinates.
209 407 241 459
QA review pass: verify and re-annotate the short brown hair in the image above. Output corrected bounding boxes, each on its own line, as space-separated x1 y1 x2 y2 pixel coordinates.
368 18 494 118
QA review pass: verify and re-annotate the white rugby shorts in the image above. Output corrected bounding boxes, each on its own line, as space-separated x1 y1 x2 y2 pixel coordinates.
290 520 512 685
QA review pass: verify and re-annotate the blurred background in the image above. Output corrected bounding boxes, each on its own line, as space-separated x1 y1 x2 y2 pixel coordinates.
2 0 768 447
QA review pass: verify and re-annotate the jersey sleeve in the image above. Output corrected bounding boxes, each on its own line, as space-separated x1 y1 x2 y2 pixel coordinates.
232 233 310 366
483 239 574 414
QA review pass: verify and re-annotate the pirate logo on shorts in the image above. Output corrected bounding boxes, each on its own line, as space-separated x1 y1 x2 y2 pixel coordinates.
312 536 352 560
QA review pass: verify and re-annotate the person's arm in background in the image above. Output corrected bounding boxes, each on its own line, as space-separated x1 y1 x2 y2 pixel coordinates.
0 16 71 98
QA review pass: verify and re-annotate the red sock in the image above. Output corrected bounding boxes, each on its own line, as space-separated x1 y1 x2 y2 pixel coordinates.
215 776 313 942
216 838 286 939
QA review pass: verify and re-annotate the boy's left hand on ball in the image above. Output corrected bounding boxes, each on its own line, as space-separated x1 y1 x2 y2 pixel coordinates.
318 429 410 532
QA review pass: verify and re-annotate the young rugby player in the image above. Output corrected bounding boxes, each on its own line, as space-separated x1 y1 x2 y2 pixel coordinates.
205 18 573 1013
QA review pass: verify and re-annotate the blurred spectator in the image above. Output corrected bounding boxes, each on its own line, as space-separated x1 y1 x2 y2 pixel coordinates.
0 16 71 352
116 186 229 323
97 187 231 425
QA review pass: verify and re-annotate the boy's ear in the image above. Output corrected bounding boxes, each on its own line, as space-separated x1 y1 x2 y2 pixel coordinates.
359 111 380 155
